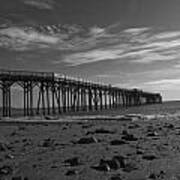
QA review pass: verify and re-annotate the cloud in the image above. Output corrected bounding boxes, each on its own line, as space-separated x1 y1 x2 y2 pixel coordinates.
0 27 59 50
151 31 180 40
1 23 180 66
140 78 180 92
60 26 180 66
131 52 176 63
174 64 180 68
123 27 150 35
23 0 55 10
89 26 106 36
57 47 125 66
145 79 180 85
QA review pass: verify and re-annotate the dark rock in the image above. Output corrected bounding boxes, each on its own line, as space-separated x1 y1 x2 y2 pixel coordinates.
142 154 157 161
110 176 122 180
148 173 156 179
102 159 119 170
51 165 58 169
110 140 127 146
86 128 114 135
136 149 144 155
44 116 58 120
123 162 138 172
92 161 111 172
94 128 114 134
76 137 98 144
10 131 17 136
92 155 126 172
147 131 158 137
164 123 174 129
18 126 25 131
148 171 165 179
65 170 77 176
122 134 138 141
112 156 126 168
119 117 133 121
64 157 80 166
0 165 12 175
128 124 140 129
0 142 8 151
41 138 55 147
5 154 14 159
12 176 22 180
122 130 128 135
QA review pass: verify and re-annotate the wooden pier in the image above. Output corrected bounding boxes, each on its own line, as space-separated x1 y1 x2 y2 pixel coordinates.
0 69 162 117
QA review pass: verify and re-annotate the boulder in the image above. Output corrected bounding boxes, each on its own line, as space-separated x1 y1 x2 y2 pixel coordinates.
121 134 138 141
64 157 80 166
76 137 98 144
110 140 127 146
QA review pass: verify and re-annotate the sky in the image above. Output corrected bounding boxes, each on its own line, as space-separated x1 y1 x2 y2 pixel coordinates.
1 0 180 100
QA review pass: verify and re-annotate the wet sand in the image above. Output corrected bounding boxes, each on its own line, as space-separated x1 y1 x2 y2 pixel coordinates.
1 102 180 180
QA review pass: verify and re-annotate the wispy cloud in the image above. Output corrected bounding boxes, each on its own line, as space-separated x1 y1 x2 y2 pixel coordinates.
0 27 59 50
145 79 180 85
59 45 126 66
123 27 150 35
23 0 55 10
1 23 180 66
174 64 180 68
140 78 180 92
59 25 180 66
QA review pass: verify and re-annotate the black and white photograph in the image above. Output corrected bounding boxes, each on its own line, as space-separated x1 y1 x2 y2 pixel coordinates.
0 0 180 179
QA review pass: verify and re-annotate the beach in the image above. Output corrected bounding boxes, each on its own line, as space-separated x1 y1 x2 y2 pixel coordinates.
1 101 180 180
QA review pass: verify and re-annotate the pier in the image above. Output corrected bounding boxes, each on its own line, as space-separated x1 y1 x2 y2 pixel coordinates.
0 69 162 117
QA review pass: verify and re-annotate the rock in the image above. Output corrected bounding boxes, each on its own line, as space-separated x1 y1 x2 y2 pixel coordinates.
92 155 126 172
18 126 26 131
44 116 58 120
12 176 22 180
0 165 12 175
86 128 114 135
76 137 98 144
142 154 157 161
136 149 144 155
110 140 127 146
5 154 14 159
104 159 119 170
147 131 158 137
94 128 114 134
122 134 138 141
0 143 7 151
110 175 122 180
148 171 165 179
65 170 78 176
0 141 9 151
92 160 111 172
41 138 55 147
148 173 157 179
119 116 133 121
123 162 138 172
122 130 128 135
128 124 140 129
164 123 174 129
112 156 126 168
64 157 80 166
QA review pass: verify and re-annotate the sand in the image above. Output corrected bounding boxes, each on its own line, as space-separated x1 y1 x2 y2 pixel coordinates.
1 102 180 180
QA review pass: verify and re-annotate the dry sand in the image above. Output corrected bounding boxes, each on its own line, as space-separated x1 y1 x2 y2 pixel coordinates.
1 102 180 180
